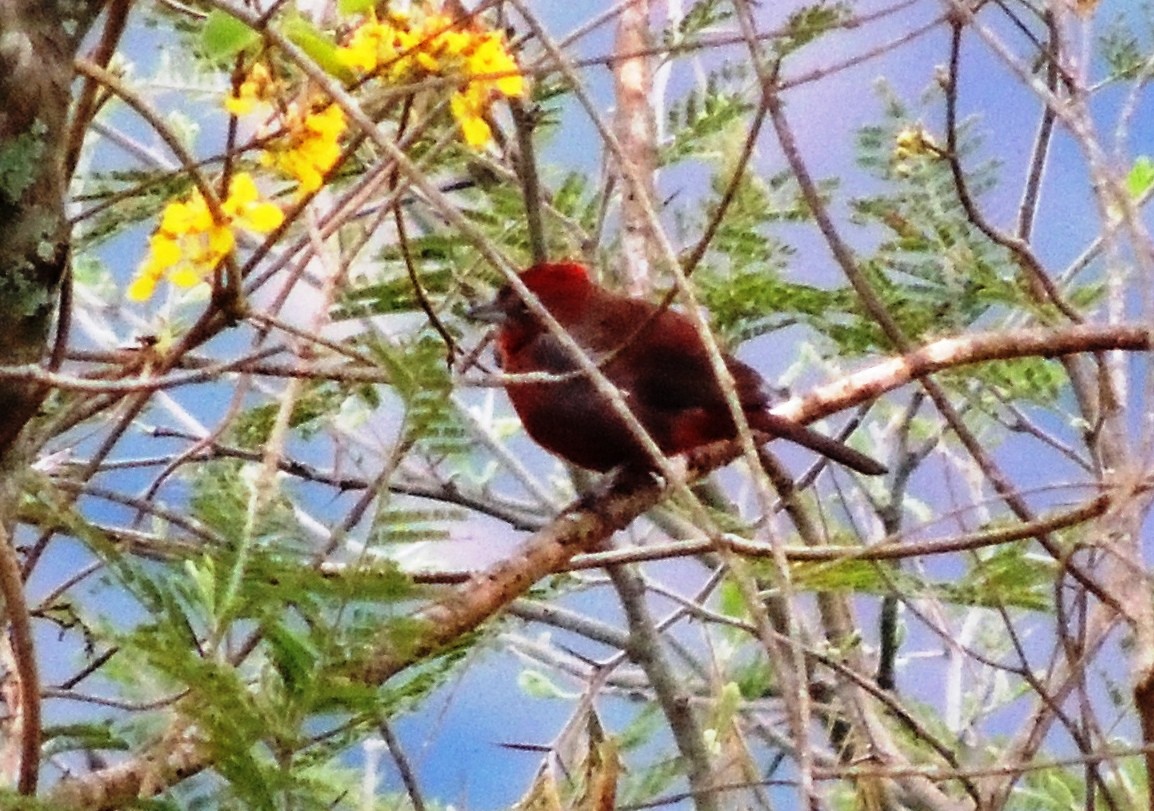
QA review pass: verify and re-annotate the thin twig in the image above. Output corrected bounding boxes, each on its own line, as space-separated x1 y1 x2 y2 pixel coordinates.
0 521 40 794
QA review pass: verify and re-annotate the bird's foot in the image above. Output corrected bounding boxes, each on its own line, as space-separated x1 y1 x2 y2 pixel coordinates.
570 464 658 513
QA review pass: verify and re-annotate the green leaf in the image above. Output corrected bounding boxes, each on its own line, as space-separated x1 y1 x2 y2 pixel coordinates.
665 0 733 45
369 505 461 545
776 2 853 57
368 333 468 457
264 620 318 698
231 381 360 447
1100 17 1145 81
42 722 130 756
283 16 351 81
790 543 1054 611
202 10 259 60
1128 155 1154 199
949 545 1054 612
518 669 570 699
339 0 376 12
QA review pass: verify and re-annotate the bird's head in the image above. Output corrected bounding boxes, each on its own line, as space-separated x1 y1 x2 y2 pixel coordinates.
467 262 593 329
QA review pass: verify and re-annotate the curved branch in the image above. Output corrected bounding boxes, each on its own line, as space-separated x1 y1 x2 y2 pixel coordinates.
777 323 1151 425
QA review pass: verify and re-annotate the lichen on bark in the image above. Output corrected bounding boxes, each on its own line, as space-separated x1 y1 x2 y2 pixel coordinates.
0 1 105 457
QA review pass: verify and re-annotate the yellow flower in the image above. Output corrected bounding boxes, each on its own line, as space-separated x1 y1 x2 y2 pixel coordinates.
469 34 524 97
894 125 941 160
336 10 416 76
262 102 347 194
338 17 392 73
147 231 181 268
128 172 283 301
450 90 492 147
337 6 525 148
220 171 285 230
224 59 348 195
224 62 276 116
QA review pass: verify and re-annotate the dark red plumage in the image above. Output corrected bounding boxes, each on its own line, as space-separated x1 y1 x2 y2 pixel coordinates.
470 262 885 476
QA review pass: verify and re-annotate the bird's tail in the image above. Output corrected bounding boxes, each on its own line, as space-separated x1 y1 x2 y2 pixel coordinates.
750 411 887 476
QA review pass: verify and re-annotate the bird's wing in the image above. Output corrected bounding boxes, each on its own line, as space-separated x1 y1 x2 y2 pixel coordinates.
511 330 582 374
609 309 766 414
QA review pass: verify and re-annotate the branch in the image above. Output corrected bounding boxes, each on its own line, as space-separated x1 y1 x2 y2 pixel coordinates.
0 521 39 795
604 560 720 811
774 323 1151 425
0 2 95 457
610 0 658 296
42 320 1151 808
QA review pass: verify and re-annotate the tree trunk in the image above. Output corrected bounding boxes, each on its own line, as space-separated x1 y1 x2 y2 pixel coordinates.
0 1 105 457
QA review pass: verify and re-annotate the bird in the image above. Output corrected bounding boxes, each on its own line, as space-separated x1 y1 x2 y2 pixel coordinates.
468 261 885 476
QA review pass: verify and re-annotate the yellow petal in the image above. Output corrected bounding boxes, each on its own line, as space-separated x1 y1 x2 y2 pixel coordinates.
496 69 525 97
225 172 260 207
442 30 470 57
224 94 256 115
337 21 387 72
170 265 204 288
337 42 377 72
243 201 285 232
148 234 182 269
304 139 341 172
187 197 215 232
208 225 236 256
295 163 324 193
308 105 346 138
127 274 157 301
159 200 192 234
459 113 492 147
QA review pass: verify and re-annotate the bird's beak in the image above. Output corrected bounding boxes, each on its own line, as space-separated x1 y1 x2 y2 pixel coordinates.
465 298 506 324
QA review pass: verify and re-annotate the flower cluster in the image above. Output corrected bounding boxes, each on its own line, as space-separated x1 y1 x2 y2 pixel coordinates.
128 172 284 301
892 124 943 176
129 4 523 304
336 8 525 147
226 61 348 195
261 102 347 193
223 61 279 117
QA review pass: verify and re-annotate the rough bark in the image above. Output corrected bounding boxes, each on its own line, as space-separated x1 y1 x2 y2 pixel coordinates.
0 0 107 796
0 1 105 457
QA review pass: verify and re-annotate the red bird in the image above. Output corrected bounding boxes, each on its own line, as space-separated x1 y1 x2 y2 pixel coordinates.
469 262 885 476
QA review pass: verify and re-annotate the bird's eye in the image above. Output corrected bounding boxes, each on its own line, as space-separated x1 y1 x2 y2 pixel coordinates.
496 288 532 317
